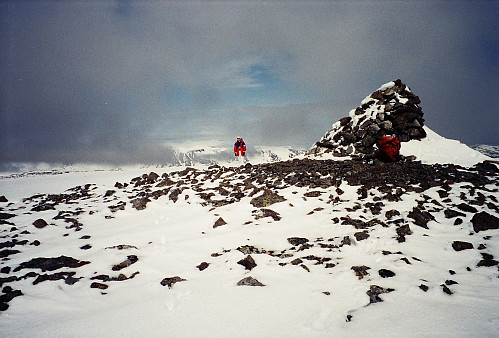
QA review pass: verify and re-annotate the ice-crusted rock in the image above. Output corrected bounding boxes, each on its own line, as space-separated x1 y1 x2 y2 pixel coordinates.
237 276 265 286
309 79 426 158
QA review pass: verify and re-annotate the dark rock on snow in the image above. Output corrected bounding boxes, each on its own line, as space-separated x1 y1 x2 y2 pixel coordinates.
90 282 108 290
112 255 138 271
160 276 186 288
351 265 370 280
250 189 285 208
367 285 394 304
33 219 48 229
452 241 474 251
287 237 309 246
213 217 227 228
237 255 257 271
13 256 90 272
471 212 499 233
378 269 396 278
197 262 210 271
477 253 498 267
237 276 265 287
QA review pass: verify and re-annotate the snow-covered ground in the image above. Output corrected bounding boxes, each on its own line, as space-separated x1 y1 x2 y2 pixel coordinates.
0 128 497 337
400 127 492 167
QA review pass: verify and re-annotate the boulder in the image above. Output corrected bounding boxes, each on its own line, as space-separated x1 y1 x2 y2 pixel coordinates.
237 255 257 271
471 212 499 233
236 276 265 286
452 241 474 251
33 219 48 229
160 276 186 288
213 217 227 228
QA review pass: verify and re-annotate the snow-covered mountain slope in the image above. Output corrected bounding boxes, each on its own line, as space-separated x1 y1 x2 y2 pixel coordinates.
400 126 492 166
0 148 498 337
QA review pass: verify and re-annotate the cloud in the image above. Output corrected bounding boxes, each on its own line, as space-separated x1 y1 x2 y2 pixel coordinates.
0 1 497 170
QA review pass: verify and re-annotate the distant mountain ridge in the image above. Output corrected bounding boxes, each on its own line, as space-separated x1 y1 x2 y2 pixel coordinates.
0 146 307 178
169 146 306 166
471 144 499 158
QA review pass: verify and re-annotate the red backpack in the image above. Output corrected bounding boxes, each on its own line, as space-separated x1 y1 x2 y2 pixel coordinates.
377 136 401 161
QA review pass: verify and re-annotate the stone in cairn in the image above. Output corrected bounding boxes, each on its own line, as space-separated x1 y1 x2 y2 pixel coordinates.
309 79 426 159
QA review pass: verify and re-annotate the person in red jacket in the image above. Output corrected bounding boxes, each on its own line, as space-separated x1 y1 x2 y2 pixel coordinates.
234 136 246 157
377 134 401 162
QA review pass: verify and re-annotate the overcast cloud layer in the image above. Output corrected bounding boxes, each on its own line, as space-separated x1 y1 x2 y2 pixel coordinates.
1 1 497 168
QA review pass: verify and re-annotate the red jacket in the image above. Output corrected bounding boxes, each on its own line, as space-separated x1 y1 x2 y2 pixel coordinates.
234 139 246 156
377 136 400 161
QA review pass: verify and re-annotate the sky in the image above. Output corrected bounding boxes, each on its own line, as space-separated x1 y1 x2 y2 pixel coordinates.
0 0 498 169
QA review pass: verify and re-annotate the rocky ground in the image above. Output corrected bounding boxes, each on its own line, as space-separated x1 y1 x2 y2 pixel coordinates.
1 156 498 326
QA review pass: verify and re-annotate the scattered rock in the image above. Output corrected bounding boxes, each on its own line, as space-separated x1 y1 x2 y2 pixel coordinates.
254 208 281 221
304 191 322 197
33 219 48 229
378 269 396 278
91 272 139 282
354 231 370 241
471 212 499 233
456 203 478 213
169 188 182 203
477 253 498 267
105 244 138 250
0 288 22 311
396 224 412 242
341 236 351 246
0 196 8 203
13 256 90 272
131 197 150 210
351 265 370 279
385 209 400 219
444 209 466 219
111 255 138 271
33 271 77 285
109 201 126 213
237 255 257 271
419 284 429 292
90 282 108 290
213 217 227 228
408 206 434 229
287 237 309 246
237 276 265 287
104 190 116 197
197 262 210 271
441 284 453 295
452 241 474 251
300 264 310 272
250 189 285 208
237 245 264 255
367 285 394 304
160 276 186 288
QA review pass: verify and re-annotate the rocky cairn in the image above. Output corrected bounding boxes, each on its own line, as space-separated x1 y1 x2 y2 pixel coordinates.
310 79 426 158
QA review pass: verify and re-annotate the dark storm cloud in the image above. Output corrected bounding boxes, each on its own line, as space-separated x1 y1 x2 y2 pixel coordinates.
0 1 497 169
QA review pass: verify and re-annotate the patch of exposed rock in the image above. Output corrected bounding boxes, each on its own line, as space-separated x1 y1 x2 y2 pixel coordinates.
237 276 265 287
